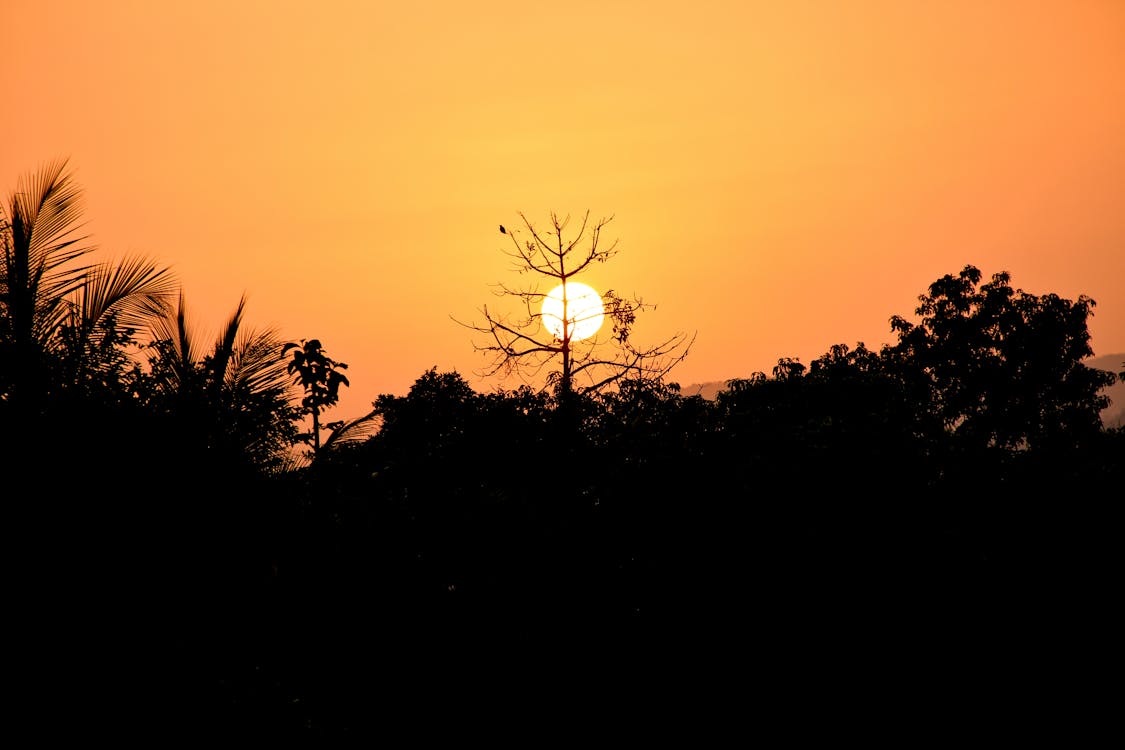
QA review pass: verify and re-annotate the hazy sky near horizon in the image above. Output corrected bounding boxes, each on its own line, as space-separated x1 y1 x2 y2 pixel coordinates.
3 0 1123 420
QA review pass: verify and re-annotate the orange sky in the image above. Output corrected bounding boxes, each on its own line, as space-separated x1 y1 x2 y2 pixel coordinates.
4 0 1123 421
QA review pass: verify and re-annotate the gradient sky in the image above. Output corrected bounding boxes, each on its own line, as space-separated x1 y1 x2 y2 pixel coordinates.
4 0 1123 421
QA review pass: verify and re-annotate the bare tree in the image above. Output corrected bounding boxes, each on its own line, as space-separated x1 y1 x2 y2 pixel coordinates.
456 210 695 401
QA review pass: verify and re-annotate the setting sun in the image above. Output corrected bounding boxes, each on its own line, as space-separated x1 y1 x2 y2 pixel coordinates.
542 282 604 342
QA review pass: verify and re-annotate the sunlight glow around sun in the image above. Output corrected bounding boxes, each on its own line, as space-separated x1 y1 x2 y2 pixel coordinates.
541 282 605 341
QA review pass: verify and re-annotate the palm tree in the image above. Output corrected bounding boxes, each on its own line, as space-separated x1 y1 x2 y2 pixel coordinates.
141 290 302 473
0 157 176 412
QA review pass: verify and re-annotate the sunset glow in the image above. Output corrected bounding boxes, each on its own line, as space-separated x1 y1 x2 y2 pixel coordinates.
2 0 1122 419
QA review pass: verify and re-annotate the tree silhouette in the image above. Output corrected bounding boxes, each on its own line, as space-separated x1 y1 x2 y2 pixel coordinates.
8 157 1122 731
456 211 695 403
0 157 176 416
139 290 301 472
284 338 350 457
885 265 1116 451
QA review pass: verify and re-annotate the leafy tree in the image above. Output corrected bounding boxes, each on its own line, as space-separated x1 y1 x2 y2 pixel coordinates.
365 368 480 490
457 211 695 403
884 265 1116 452
804 342 942 455
284 337 351 457
589 378 709 475
714 353 892 503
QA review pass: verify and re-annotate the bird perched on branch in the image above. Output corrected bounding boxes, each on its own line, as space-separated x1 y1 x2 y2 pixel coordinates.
499 225 506 234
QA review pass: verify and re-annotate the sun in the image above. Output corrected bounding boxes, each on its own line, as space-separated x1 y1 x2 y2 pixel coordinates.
541 282 605 341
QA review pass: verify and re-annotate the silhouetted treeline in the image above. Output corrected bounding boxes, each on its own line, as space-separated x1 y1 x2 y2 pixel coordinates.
4 226 1123 733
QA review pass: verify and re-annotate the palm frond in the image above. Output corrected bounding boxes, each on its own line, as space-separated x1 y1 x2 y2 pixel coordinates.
211 294 246 379
10 157 94 299
227 324 295 398
174 291 197 372
274 447 312 473
3 158 96 349
321 409 383 451
143 289 206 390
80 254 177 332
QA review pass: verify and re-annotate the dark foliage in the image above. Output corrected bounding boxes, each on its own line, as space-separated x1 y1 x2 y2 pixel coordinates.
4 239 1120 734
